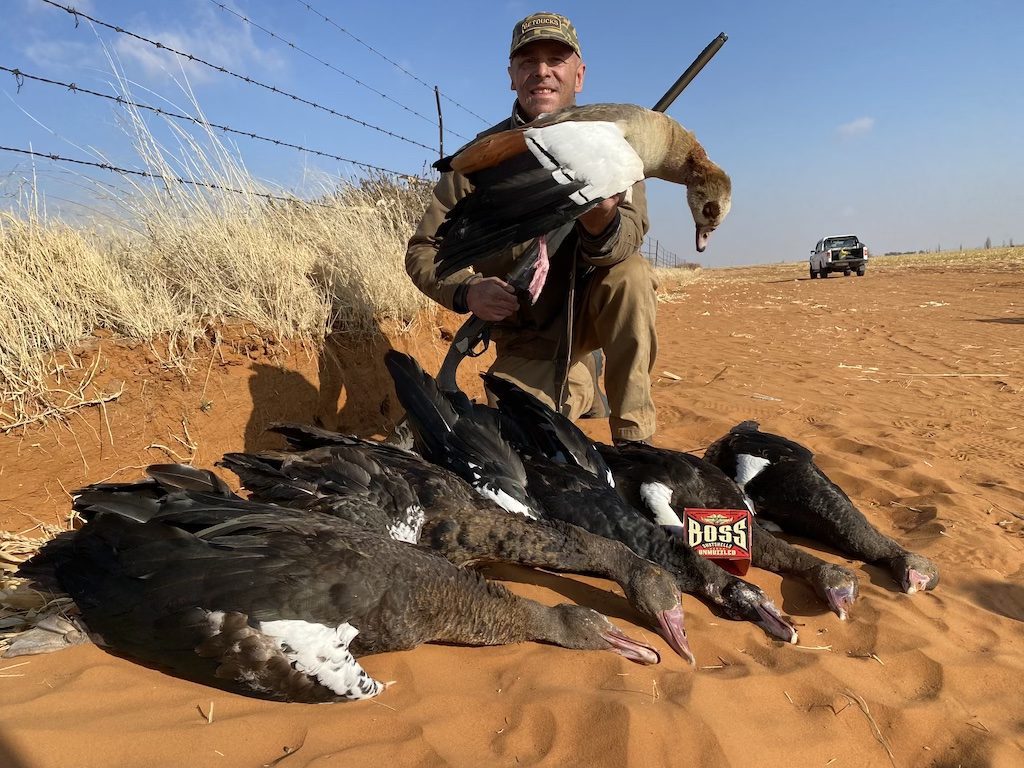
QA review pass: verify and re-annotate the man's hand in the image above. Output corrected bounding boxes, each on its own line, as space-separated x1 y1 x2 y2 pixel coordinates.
467 277 519 321
577 192 626 235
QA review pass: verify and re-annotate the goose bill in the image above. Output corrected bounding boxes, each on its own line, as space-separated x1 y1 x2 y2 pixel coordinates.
601 626 661 665
825 585 857 621
656 604 695 665
754 601 799 644
904 568 932 594
696 225 715 253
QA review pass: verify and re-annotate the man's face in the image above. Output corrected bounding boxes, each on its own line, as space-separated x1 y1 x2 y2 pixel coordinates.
508 40 585 120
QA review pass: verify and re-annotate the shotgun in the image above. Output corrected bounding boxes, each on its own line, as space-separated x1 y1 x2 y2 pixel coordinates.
435 32 728 392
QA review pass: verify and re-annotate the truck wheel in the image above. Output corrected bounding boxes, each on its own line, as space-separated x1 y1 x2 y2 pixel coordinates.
819 268 829 279
844 269 852 277
810 266 817 279
856 267 866 277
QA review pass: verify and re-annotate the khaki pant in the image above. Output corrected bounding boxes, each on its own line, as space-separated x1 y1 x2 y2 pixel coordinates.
486 255 658 442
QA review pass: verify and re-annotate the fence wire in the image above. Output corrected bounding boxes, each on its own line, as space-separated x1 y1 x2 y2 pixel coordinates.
37 0 437 152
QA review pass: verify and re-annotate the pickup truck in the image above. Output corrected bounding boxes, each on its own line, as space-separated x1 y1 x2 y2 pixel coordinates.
809 234 868 278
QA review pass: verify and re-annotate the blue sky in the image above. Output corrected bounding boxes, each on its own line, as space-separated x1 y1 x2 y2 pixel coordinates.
1 0 1021 266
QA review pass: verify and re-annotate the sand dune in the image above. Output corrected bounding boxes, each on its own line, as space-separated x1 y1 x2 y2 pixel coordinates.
2 256 1022 767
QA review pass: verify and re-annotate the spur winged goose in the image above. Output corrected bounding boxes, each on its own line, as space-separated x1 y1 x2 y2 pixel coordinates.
433 103 732 297
598 442 860 620
385 351 798 645
479 383 859 618
705 421 940 594
220 428 692 664
9 468 661 695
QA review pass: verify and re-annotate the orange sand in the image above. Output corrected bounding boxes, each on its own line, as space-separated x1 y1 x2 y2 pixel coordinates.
1 259 1022 767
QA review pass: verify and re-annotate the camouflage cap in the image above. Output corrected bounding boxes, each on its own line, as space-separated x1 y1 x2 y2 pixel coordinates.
510 12 581 58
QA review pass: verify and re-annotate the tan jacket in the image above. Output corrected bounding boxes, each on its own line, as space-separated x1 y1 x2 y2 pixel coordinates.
405 107 649 359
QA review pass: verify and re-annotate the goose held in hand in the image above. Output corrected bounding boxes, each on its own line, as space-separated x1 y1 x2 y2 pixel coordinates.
433 103 732 287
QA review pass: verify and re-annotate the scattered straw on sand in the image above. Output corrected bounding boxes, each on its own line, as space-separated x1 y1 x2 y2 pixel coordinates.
0 528 70 655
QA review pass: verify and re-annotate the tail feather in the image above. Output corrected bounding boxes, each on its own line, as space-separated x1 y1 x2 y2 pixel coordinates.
384 351 537 517
483 373 613 486
146 464 237 497
383 351 461 464
218 452 320 509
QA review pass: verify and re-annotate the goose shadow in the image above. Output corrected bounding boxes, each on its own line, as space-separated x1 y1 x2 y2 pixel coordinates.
974 317 1024 324
0 733 29 768
243 326 399 452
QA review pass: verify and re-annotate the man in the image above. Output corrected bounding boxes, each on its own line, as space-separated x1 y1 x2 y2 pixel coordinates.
405 11 658 446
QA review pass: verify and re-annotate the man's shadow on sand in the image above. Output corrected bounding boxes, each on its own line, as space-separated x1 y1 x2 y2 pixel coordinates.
242 328 401 452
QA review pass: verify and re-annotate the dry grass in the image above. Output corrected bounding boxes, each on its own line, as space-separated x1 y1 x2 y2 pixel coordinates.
653 263 703 302
0 97 433 429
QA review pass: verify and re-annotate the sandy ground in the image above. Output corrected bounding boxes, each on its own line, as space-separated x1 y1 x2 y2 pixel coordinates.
1 254 1022 768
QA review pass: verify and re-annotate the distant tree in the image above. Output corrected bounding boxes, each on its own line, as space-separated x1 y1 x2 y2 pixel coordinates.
959 243 963 252
1011 238 1015 247
985 236 992 249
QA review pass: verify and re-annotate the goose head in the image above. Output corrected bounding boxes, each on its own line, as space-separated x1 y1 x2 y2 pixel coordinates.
687 168 732 253
623 563 694 664
714 580 798 643
545 604 660 664
891 553 940 594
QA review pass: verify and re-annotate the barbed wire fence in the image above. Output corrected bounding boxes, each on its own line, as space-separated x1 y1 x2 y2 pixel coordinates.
203 0 470 143
35 0 473 160
5 2 695 260
0 65 418 179
291 0 489 125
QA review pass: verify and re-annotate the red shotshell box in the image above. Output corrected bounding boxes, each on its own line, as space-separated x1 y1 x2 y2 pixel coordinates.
682 508 753 576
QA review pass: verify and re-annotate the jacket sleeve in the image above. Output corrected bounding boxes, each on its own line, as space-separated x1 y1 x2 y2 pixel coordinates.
405 172 478 312
576 180 649 268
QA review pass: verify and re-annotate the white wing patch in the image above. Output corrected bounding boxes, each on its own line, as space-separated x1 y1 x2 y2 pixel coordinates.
477 484 539 520
524 121 644 205
734 454 770 489
388 504 425 543
639 481 683 528
260 620 384 700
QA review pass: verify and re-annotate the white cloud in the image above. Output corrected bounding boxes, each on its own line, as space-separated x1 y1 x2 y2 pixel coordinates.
836 116 875 139
112 8 286 86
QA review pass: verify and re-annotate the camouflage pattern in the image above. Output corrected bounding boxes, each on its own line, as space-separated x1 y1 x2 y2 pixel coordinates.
510 12 581 58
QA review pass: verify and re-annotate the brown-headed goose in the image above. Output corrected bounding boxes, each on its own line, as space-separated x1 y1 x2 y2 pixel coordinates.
9 469 660 699
597 443 860 620
433 103 732 296
705 421 940 595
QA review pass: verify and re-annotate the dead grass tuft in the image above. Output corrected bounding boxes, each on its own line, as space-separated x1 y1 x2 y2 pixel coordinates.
0 89 434 429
